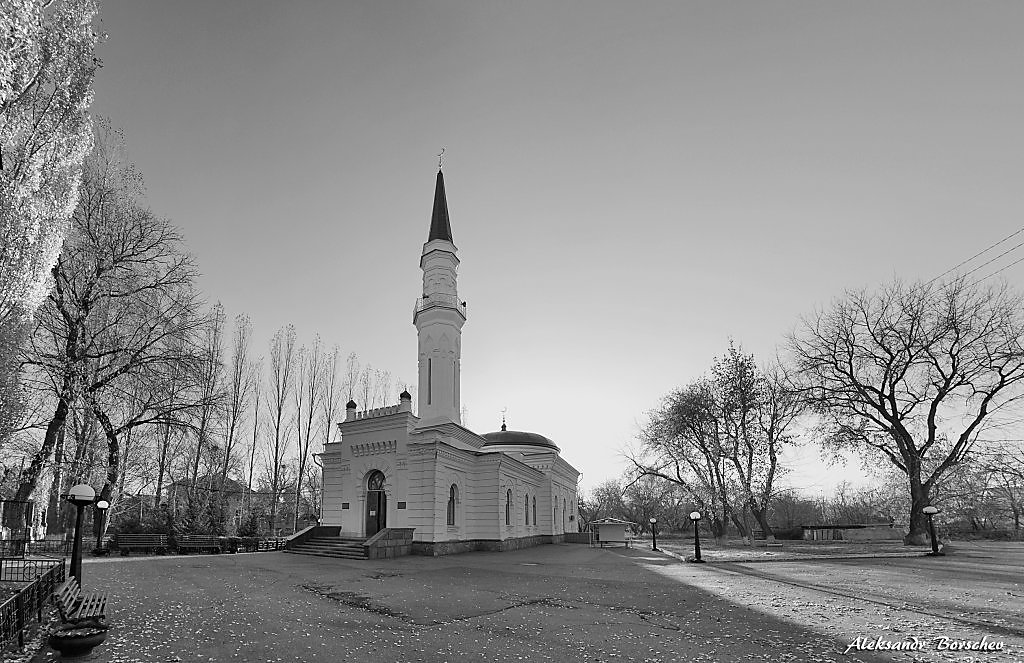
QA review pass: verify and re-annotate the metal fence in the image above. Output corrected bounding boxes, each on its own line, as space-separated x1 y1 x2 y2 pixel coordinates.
0 557 65 652
248 537 288 552
0 535 288 558
1 557 64 582
0 539 75 557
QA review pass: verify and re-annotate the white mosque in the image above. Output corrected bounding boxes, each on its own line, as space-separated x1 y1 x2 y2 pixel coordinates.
318 169 580 555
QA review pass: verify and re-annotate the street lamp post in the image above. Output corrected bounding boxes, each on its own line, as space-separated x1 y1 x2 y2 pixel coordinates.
688 511 704 563
94 500 110 553
66 484 96 582
922 505 944 556
649 517 658 551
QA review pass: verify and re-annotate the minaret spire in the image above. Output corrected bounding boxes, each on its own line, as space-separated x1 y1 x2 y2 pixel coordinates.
428 162 453 242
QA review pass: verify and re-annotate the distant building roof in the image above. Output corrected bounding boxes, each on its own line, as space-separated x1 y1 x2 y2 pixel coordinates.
164 475 249 494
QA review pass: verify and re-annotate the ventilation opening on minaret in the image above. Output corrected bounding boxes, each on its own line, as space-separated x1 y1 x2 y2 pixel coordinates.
427 358 432 405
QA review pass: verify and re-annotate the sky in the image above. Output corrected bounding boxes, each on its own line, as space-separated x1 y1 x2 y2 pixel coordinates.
89 1 1024 495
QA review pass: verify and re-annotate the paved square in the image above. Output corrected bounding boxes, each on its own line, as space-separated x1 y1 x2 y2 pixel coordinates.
32 545 898 663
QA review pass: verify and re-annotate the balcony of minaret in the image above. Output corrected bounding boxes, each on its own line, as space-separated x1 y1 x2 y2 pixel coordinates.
413 293 467 319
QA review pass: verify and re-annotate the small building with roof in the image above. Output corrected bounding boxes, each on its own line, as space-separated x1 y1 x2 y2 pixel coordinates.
319 168 580 555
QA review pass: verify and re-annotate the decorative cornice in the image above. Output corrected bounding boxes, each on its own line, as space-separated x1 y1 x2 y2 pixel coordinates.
351 440 398 456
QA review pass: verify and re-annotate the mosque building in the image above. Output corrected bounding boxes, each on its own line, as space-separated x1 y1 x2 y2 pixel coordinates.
318 168 580 555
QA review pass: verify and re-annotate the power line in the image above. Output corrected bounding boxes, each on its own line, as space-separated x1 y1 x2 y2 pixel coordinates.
956 238 1024 282
968 253 1024 289
925 226 1024 288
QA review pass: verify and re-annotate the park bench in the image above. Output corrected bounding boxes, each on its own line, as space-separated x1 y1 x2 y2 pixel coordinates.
177 535 222 554
115 533 168 555
55 577 108 627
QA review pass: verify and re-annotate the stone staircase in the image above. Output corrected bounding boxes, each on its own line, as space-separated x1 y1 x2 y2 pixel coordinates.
285 536 368 560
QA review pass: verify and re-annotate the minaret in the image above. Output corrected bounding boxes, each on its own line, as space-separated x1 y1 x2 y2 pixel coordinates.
413 168 466 424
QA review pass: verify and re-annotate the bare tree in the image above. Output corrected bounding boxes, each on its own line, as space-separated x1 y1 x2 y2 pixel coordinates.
189 303 227 500
630 343 801 541
371 368 391 410
292 338 324 531
266 325 296 534
630 377 736 541
244 358 262 519
218 314 254 528
359 362 373 411
320 346 341 448
344 352 360 403
788 278 1024 544
714 346 803 539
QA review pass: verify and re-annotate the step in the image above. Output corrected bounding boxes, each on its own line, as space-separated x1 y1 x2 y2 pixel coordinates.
299 541 366 553
285 548 367 560
285 535 370 560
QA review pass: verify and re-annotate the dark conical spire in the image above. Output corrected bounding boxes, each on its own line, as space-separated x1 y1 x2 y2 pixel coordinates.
428 169 453 242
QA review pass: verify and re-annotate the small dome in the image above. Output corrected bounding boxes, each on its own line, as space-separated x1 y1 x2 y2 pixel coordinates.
481 429 559 452
346 400 357 409
399 390 412 400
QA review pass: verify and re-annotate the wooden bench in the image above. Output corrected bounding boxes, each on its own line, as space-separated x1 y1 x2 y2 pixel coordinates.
116 533 168 555
55 578 108 627
177 535 222 554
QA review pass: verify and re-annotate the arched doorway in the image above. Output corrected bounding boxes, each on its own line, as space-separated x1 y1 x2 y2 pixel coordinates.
365 471 387 537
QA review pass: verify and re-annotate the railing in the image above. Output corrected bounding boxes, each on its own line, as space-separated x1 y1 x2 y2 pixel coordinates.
255 537 288 552
1 557 63 582
0 557 65 653
413 293 466 318
233 537 289 552
0 538 115 557
354 406 401 420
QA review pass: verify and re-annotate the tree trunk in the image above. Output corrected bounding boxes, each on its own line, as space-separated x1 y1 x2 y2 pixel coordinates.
750 501 774 540
709 514 728 542
904 478 930 545
728 510 748 541
13 391 71 503
154 422 172 508
89 403 120 515
46 424 67 535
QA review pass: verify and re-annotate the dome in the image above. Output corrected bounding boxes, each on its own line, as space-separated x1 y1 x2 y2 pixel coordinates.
481 429 560 452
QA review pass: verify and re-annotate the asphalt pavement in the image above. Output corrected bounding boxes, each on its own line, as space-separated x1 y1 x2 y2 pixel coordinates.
32 544 900 663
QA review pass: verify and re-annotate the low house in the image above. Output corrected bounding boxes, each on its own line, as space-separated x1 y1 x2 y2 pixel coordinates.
801 522 902 541
590 517 637 547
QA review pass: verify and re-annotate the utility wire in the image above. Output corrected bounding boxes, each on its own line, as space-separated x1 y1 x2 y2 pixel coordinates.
968 254 1024 289
924 226 1024 288
955 238 1024 282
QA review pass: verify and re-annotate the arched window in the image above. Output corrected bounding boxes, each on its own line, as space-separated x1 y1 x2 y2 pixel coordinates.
525 495 530 525
367 471 385 491
447 484 458 526
532 496 537 527
505 490 512 526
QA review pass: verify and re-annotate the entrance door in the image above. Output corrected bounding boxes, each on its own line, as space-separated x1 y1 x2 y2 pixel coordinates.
365 471 387 537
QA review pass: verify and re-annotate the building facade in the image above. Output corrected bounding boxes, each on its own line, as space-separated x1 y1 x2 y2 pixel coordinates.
320 169 580 555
